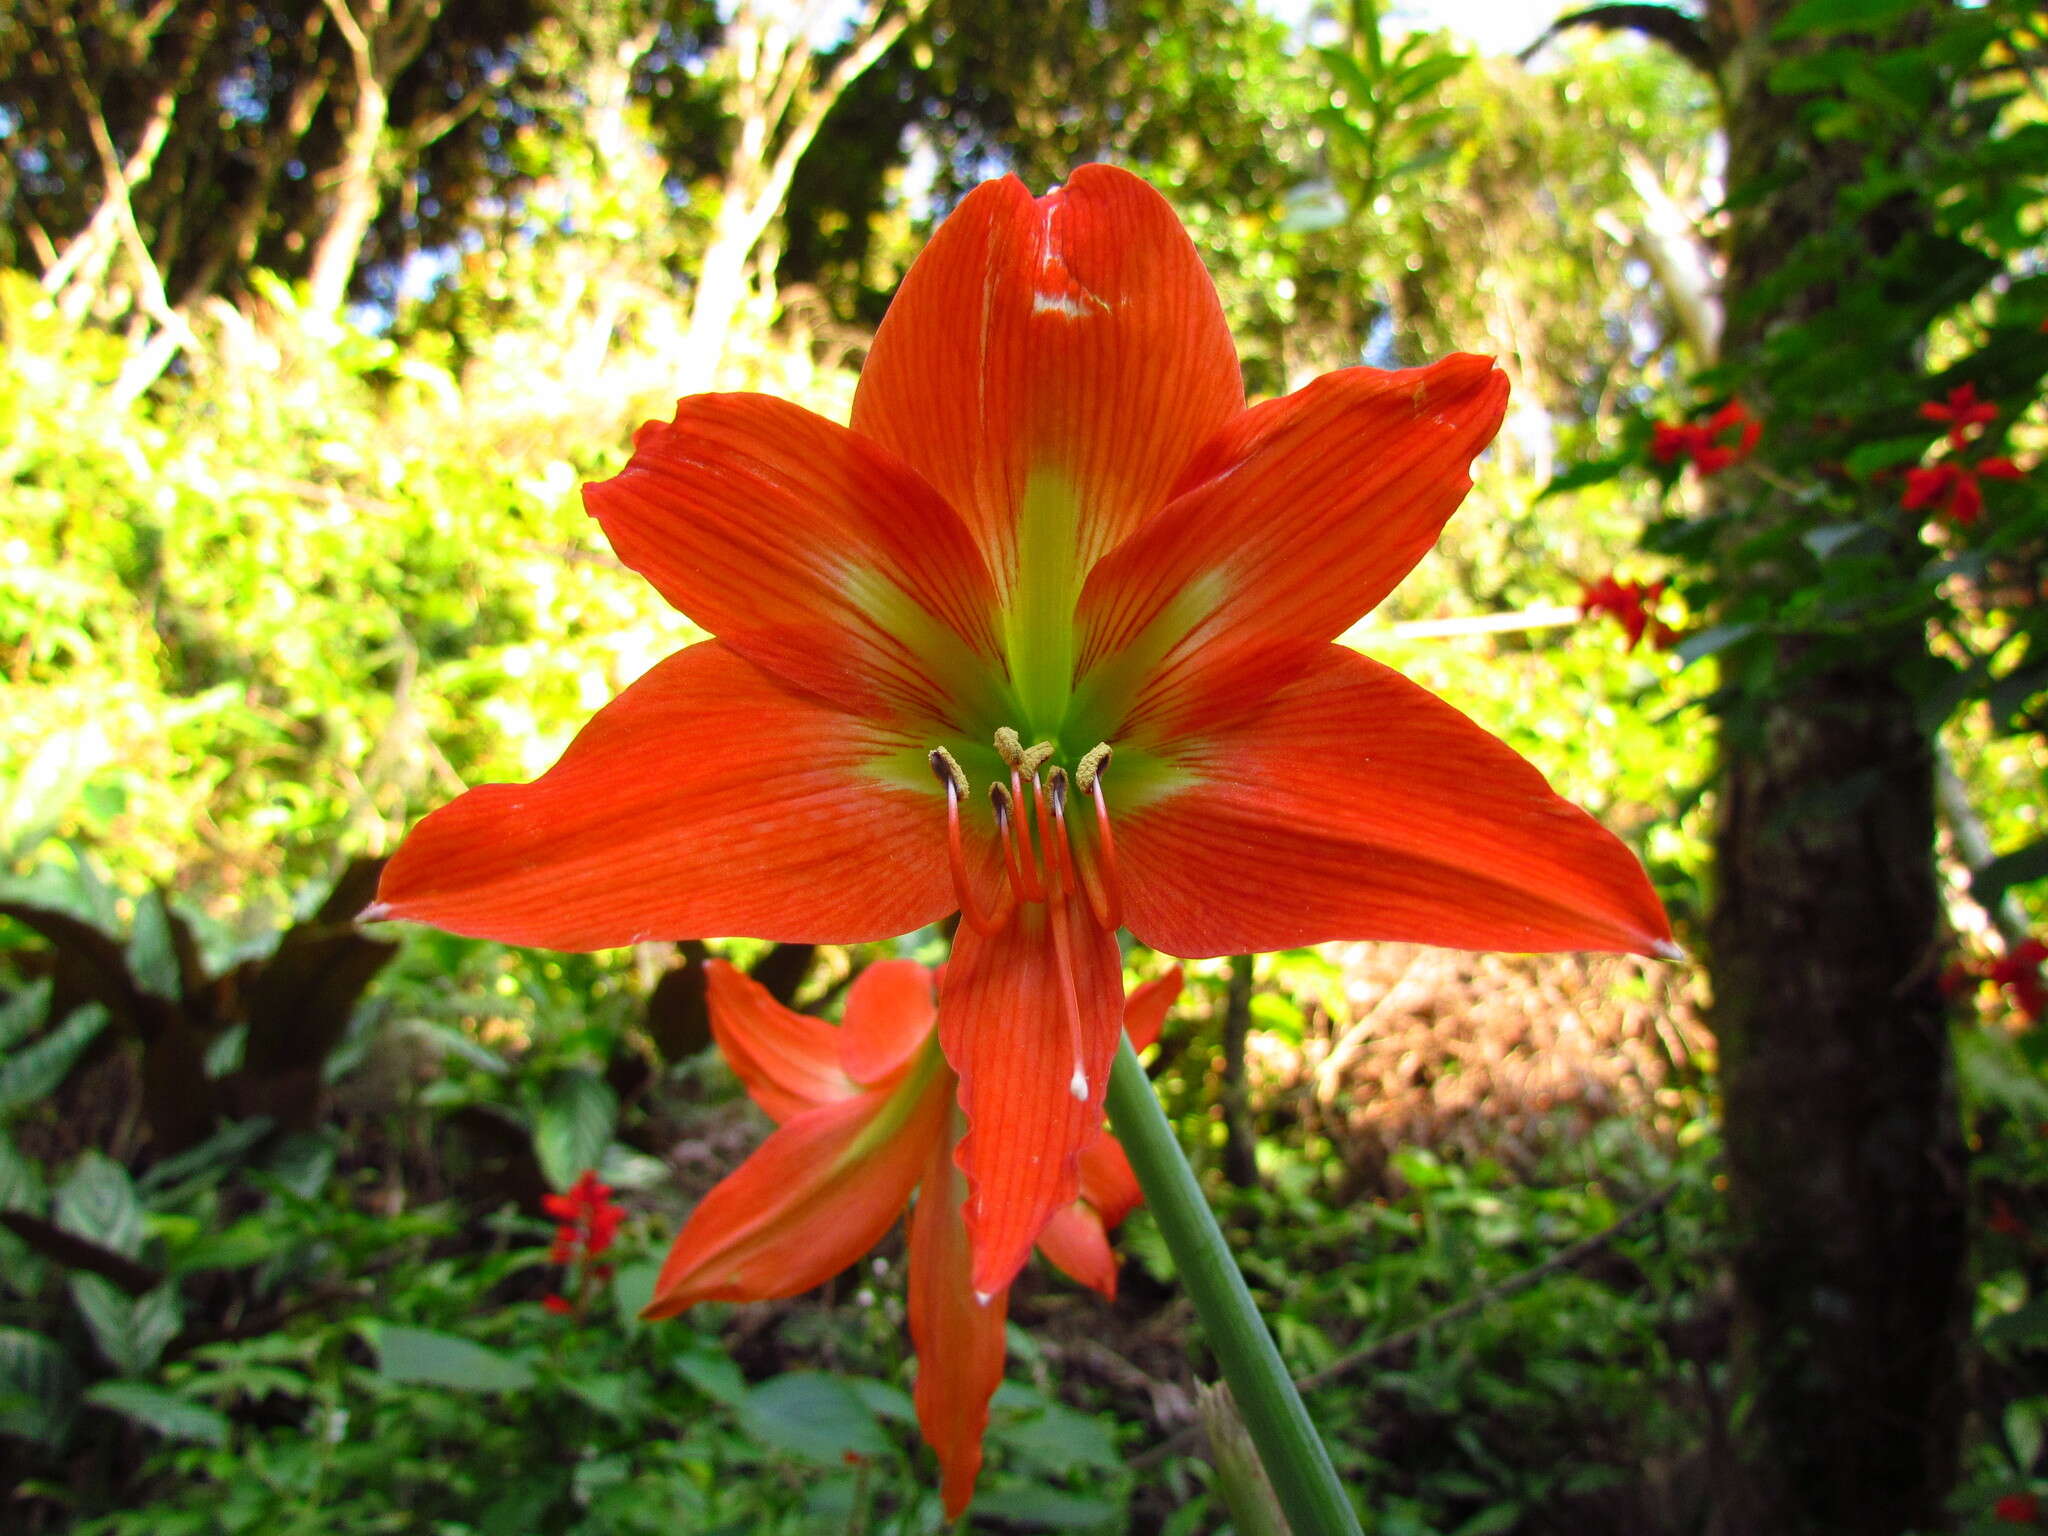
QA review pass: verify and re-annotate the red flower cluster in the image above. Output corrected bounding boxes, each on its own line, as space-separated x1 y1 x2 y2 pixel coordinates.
1919 382 1999 449
1951 938 2048 1023
1651 401 1760 476
1996 1491 2042 1526
542 1170 624 1314
1580 575 1674 651
1904 456 2024 527
1907 381 2027 525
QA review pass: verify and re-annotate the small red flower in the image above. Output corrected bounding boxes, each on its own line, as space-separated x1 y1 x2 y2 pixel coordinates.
542 1294 574 1315
1905 455 2027 526
1995 1491 2041 1525
1651 420 1705 465
1919 382 1999 449
1580 576 1669 652
541 1169 627 1315
1650 403 1759 476
1690 401 1762 475
1988 939 2048 1022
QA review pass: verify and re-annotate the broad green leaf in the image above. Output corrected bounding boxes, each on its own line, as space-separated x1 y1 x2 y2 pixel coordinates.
970 1484 1121 1529
55 1148 143 1257
86 1380 230 1445
0 1005 110 1119
1975 837 2048 912
739 1371 890 1465
72 1277 181 1375
0 979 52 1052
534 1070 617 1191
674 1345 749 1407
1536 456 1629 501
994 1402 1121 1472
127 892 181 1002
0 1327 80 1446
374 1324 536 1393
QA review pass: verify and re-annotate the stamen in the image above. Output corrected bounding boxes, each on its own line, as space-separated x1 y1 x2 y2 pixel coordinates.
1028 768 1065 900
1086 773 1127 930
1046 899 1093 1103
931 750 1010 936
993 726 1025 769
1003 769 1048 902
1042 767 1078 897
989 783 1041 904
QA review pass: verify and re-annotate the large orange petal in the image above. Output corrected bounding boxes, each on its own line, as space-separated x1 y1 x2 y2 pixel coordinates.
586 394 1006 728
938 899 1125 1297
1072 356 1509 740
1034 1203 1118 1300
908 1117 1010 1519
1076 1131 1142 1230
705 959 854 1124
1121 967 1182 1053
838 958 938 1088
644 1069 949 1315
366 641 951 949
851 165 1244 586
1118 646 1674 958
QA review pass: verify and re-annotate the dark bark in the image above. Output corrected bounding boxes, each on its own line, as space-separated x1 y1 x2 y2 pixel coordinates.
1219 952 1259 1190
1706 5 1969 1530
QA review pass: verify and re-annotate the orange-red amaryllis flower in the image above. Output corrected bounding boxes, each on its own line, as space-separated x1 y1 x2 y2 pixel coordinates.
646 957 1178 1516
367 165 1673 1297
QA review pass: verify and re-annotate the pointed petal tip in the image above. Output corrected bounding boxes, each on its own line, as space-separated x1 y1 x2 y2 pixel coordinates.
973 1288 995 1306
356 901 396 925
1652 937 1691 963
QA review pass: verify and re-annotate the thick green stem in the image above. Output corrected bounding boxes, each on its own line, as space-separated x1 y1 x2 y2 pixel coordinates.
1105 1034 1361 1536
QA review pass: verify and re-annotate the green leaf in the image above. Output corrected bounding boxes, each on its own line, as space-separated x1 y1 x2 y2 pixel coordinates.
127 892 182 1003
0 980 53 1052
1985 1296 2048 1352
1776 0 1922 41
970 1484 1121 1529
534 1070 617 1191
1672 622 1759 666
71 1277 181 1375
0 1130 46 1215
1842 434 1931 479
609 1257 660 1325
85 1380 230 1445
673 1345 749 1406
1801 523 1880 561
739 1371 890 1465
55 1149 143 1257
0 1327 80 1446
1975 837 2048 912
0 1005 110 1119
374 1324 536 1393
994 1401 1121 1472
1536 455 1629 501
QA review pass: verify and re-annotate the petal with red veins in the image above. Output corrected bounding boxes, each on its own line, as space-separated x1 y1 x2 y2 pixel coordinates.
644 1072 948 1316
838 959 939 1088
1121 968 1182 1053
939 899 1125 1297
1035 1203 1118 1299
367 641 951 949
908 1120 1010 1519
851 165 1244 583
705 960 855 1124
1119 645 1673 958
586 394 1006 727
1073 357 1509 740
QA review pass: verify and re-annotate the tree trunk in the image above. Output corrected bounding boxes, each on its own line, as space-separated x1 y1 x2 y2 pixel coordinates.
1706 7 1968 1531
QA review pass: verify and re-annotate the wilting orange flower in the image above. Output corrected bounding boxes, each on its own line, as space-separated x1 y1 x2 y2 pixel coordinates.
646 958 1178 1515
1904 455 2025 526
1918 382 1999 449
369 166 1672 1295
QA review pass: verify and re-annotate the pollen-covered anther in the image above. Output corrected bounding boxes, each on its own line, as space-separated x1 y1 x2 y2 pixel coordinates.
1017 740 1056 778
927 746 968 798
1074 742 1112 794
992 726 1025 769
